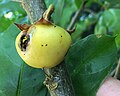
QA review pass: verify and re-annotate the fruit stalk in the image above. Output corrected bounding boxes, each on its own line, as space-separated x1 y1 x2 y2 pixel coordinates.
21 0 75 96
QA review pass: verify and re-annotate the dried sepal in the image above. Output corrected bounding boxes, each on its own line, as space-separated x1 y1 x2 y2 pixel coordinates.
35 18 52 25
14 23 31 31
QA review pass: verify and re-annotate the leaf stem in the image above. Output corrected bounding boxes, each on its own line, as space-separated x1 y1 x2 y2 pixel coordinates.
67 0 87 30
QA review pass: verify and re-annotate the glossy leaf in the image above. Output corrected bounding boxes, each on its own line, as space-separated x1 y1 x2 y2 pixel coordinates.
0 25 49 96
95 9 120 49
65 35 117 96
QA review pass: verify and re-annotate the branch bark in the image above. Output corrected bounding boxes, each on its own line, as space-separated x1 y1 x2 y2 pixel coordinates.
21 0 46 24
44 61 75 96
20 0 75 96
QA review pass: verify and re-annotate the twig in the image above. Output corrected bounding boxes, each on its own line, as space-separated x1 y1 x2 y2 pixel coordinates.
43 4 54 21
83 8 97 16
67 0 87 30
21 0 75 96
114 59 120 80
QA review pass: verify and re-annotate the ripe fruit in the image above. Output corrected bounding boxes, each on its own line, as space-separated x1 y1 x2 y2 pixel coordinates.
15 19 72 68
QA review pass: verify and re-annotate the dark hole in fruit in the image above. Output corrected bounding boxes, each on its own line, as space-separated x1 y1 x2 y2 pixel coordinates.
54 26 56 27
41 45 43 47
45 44 48 46
61 35 62 37
19 34 30 51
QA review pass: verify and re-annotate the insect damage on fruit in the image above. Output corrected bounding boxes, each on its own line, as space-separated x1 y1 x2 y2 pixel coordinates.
15 4 72 68
19 33 30 51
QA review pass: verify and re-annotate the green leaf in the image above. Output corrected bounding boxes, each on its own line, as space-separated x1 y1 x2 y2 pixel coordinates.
95 9 120 35
74 0 82 8
105 0 120 7
71 14 98 41
95 8 120 49
65 35 117 96
74 0 101 9
0 25 49 96
0 1 26 32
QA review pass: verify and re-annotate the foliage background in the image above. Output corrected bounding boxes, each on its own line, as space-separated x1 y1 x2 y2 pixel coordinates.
0 0 120 96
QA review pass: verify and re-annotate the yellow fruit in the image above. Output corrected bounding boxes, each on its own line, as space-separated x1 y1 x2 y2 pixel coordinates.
15 22 72 68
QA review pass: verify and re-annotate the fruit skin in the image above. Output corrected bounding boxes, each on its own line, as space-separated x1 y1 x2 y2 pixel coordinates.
15 23 72 68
